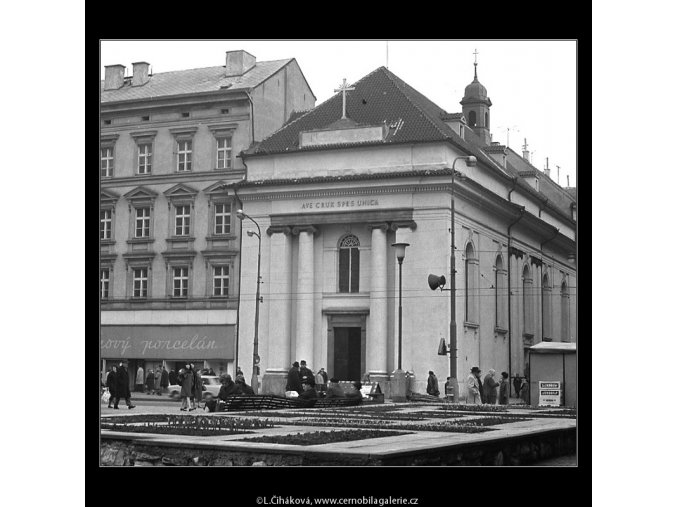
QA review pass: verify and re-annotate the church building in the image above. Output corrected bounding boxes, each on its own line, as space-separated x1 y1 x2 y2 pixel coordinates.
231 62 576 399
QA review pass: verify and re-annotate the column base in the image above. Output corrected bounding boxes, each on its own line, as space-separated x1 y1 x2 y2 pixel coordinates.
390 369 408 402
261 370 288 396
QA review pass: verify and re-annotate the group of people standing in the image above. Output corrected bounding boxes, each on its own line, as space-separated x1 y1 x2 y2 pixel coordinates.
104 360 136 409
466 366 527 405
285 361 362 401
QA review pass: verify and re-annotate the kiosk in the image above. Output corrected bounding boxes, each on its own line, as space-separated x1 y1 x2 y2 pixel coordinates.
528 342 576 407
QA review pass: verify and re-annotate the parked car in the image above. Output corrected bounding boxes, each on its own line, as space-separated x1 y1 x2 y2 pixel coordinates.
168 375 221 400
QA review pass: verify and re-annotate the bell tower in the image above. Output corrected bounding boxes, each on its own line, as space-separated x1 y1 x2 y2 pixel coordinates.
460 49 492 145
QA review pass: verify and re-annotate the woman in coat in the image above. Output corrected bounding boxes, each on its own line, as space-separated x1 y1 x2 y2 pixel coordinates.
145 369 154 394
499 371 510 405
105 366 118 408
179 364 195 411
153 367 162 395
483 369 499 405
192 366 203 409
466 367 482 405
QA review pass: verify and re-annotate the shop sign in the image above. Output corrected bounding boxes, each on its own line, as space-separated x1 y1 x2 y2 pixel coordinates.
538 381 562 407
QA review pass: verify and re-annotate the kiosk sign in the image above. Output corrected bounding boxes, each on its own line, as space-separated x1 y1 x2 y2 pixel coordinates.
538 381 562 407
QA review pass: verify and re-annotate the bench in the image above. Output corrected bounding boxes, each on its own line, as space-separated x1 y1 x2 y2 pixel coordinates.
207 394 363 412
338 381 384 404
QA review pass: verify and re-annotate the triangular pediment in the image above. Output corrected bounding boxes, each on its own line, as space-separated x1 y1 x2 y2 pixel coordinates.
100 189 120 205
163 183 198 199
123 186 157 202
203 180 231 196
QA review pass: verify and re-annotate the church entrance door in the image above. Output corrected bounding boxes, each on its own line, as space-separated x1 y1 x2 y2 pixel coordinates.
333 327 362 381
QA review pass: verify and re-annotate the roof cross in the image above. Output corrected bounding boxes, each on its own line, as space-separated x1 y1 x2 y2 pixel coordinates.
334 78 355 120
473 48 479 79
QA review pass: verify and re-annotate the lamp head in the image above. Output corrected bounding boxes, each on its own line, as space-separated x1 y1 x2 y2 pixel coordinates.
465 156 477 167
391 242 410 262
236 209 245 220
246 230 254 237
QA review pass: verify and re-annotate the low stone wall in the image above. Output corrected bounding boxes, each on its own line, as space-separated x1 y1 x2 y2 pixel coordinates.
101 427 575 466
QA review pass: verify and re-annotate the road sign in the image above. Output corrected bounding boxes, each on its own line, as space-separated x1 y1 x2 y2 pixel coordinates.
538 381 562 406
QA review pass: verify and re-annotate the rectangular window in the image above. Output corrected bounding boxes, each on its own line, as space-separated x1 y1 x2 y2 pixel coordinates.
213 265 229 297
175 205 191 236
135 207 151 238
214 203 231 235
177 140 192 172
173 267 188 297
137 143 152 174
100 268 110 299
216 137 232 169
100 147 114 178
100 209 112 240
132 268 148 298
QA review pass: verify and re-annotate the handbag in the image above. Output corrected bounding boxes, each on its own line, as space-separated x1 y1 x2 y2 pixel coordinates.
101 387 111 403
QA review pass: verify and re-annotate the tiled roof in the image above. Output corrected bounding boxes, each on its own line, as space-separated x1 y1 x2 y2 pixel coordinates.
484 144 508 153
286 108 312 124
440 112 464 121
101 59 293 103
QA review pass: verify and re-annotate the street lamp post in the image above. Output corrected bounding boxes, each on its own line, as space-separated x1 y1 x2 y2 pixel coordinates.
448 156 476 403
236 209 262 395
391 242 409 401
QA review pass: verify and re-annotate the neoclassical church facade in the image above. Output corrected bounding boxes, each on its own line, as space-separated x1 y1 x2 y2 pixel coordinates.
228 64 577 398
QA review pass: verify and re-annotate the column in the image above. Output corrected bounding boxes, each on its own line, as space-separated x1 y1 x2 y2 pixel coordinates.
294 227 316 365
367 223 388 382
261 227 292 395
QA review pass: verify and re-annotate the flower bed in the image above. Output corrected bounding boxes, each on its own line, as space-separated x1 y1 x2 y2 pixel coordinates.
282 416 525 433
240 429 411 446
438 404 508 412
101 414 276 436
246 410 428 421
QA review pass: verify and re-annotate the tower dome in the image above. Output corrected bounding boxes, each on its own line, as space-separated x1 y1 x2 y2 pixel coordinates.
460 54 492 145
462 76 489 103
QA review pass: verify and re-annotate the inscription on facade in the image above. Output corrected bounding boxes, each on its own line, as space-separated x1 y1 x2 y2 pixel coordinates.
301 199 380 210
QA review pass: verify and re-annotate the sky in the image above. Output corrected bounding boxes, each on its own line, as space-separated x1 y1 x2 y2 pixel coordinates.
101 40 576 186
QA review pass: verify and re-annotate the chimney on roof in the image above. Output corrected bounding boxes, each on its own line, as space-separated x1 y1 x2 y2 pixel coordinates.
104 64 125 90
544 157 550 177
132 62 151 86
567 174 570 187
225 50 256 77
522 138 530 161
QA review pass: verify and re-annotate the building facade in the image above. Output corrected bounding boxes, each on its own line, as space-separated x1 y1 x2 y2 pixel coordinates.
232 65 576 398
99 51 315 387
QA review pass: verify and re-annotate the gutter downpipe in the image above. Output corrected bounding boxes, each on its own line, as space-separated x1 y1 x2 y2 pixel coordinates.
244 90 255 144
506 176 522 398
232 177 245 373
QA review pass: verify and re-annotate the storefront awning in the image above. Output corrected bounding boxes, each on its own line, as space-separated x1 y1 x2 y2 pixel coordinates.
100 325 235 360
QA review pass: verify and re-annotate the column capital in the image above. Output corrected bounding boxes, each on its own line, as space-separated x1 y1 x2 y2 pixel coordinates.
266 225 292 236
291 225 318 236
390 220 417 232
367 222 389 232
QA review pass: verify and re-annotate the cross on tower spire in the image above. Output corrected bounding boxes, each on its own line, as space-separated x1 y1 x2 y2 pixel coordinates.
334 78 355 120
473 48 479 80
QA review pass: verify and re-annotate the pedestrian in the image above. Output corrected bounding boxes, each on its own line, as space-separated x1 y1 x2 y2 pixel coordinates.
520 378 529 404
326 378 345 398
298 381 318 401
105 366 118 408
153 367 162 395
286 362 302 395
513 375 522 400
466 366 482 405
179 364 195 411
192 364 203 409
315 368 326 395
483 369 499 405
299 360 315 386
426 370 440 397
135 364 145 392
235 375 255 395
499 371 510 405
477 371 485 403
208 367 215 376
145 368 154 394
444 377 452 398
218 374 242 399
169 369 178 386
113 360 135 409
236 366 243 378
345 381 363 402
160 366 169 393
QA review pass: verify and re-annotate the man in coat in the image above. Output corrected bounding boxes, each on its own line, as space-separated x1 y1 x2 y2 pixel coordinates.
298 381 318 401
153 367 162 395
168 369 178 386
160 366 169 393
426 370 440 397
299 360 315 387
192 364 203 409
135 365 145 392
179 364 195 411
105 366 118 409
235 375 255 396
483 369 499 405
315 368 327 395
114 360 135 409
286 362 302 395
466 366 482 405
499 371 510 405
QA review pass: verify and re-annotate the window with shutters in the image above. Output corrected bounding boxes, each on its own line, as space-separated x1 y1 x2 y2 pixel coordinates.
338 235 360 293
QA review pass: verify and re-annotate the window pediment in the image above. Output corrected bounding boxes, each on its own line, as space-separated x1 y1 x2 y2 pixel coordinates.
163 183 198 202
124 186 157 205
169 126 198 139
203 181 231 197
101 189 120 208
130 130 158 141
100 134 119 147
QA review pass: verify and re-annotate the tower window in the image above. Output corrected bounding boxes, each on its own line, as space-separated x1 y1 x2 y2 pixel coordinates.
468 111 476 127
484 112 489 129
338 235 360 293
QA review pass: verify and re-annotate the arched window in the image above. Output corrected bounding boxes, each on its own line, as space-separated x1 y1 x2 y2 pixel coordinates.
561 280 570 342
542 273 552 340
338 235 360 293
494 255 506 329
484 112 489 129
522 264 533 336
465 243 478 323
468 110 477 127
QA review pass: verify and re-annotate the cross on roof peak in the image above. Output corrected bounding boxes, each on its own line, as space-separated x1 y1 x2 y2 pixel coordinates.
334 78 355 120
473 48 479 79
